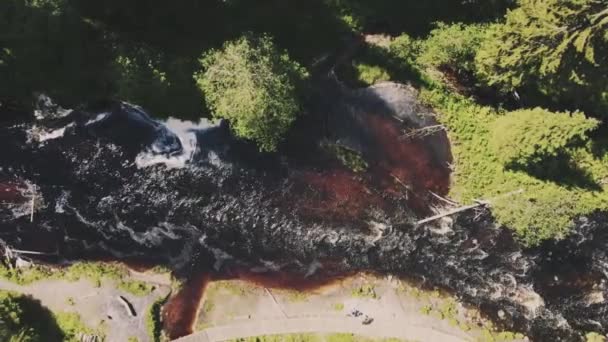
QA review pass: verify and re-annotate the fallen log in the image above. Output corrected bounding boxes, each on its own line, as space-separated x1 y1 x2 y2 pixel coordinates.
416 189 524 225
117 295 137 317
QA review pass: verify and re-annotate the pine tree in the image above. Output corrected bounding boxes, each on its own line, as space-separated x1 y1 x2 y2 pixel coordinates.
490 107 599 167
475 0 608 116
194 34 307 152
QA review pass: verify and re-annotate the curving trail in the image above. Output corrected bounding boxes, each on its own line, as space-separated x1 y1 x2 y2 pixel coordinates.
174 317 472 342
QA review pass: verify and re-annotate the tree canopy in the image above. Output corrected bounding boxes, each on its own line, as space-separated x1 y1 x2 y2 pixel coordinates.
417 22 488 74
475 0 608 116
195 35 307 152
0 290 63 342
490 108 599 167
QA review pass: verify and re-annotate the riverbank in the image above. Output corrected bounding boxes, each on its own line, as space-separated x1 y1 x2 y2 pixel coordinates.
172 273 527 342
0 262 173 342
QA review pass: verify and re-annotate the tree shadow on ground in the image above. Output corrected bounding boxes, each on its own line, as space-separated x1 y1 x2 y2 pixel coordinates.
0 292 64 342
326 0 515 36
507 152 602 192
335 42 427 89
2 0 515 119
2 0 355 119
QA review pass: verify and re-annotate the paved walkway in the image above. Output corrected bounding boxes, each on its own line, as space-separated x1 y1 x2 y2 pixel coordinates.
174 317 472 342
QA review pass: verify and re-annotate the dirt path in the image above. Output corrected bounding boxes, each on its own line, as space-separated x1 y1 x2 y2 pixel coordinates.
0 271 171 342
176 317 470 342
175 274 509 342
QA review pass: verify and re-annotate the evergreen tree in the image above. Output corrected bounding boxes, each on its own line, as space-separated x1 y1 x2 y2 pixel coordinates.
475 0 608 116
195 34 307 152
490 107 599 167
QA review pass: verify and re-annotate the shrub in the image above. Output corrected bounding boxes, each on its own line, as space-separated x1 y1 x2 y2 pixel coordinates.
146 295 169 342
354 63 390 85
0 290 63 342
417 22 488 74
195 34 307 152
420 87 608 245
490 108 599 167
54 312 95 342
388 34 420 65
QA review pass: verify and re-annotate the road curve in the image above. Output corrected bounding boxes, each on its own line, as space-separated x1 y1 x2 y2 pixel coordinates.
173 317 472 342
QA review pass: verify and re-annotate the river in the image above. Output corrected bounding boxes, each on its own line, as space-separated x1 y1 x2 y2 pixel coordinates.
1 83 607 341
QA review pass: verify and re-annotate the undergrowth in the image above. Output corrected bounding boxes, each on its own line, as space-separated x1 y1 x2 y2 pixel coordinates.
0 262 156 296
352 33 608 246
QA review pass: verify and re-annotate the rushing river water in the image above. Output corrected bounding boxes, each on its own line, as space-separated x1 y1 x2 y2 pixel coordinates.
1 84 607 341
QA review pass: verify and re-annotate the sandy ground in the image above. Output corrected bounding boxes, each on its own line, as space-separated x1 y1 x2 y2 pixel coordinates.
0 270 172 342
180 274 527 342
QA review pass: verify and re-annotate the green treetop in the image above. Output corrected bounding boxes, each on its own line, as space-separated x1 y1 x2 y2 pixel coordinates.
475 0 608 116
490 107 599 167
195 34 307 152
0 290 63 342
417 22 488 75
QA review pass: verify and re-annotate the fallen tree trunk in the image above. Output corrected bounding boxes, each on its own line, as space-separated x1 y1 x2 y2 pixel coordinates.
416 189 524 225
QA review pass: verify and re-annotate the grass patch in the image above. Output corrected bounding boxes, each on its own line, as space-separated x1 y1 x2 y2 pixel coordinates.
202 299 215 314
276 289 308 303
146 294 169 342
332 302 345 311
0 262 156 296
54 311 103 342
354 63 391 86
321 141 368 173
118 279 156 297
350 284 377 299
419 86 608 245
231 333 416 342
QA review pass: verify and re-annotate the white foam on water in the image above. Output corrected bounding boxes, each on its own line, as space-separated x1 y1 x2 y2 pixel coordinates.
304 259 323 278
38 125 71 142
7 180 37 219
85 112 109 126
135 117 214 169
199 234 234 271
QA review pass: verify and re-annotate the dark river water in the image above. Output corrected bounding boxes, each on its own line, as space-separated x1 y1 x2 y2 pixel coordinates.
1 85 607 341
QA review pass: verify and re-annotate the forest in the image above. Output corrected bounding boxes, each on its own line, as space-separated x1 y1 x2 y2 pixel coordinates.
2 0 608 339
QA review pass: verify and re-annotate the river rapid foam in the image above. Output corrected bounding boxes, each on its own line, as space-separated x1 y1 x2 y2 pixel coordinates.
1 87 607 341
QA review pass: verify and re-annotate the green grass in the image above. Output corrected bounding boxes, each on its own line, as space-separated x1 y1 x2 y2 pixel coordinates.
277 289 309 303
419 86 608 245
202 299 215 314
350 284 377 299
54 311 100 342
321 141 369 173
345 34 608 246
146 295 169 342
231 333 416 342
332 302 345 311
354 63 391 86
0 262 157 296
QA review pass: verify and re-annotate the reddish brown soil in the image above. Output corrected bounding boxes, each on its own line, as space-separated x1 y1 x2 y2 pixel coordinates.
293 112 450 220
296 169 384 221
365 113 450 213
162 273 210 340
0 181 25 203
